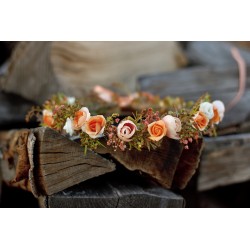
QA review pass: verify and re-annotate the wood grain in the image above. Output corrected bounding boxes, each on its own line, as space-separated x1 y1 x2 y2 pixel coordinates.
0 128 116 196
30 127 116 196
96 137 184 189
44 173 185 208
138 65 250 131
2 42 186 104
198 133 250 191
173 138 204 189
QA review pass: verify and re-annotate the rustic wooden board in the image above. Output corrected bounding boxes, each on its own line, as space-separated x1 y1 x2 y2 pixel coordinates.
172 139 204 189
43 174 185 208
0 128 116 196
1 41 187 104
198 133 250 191
30 128 116 196
138 65 250 130
96 137 184 189
186 41 250 67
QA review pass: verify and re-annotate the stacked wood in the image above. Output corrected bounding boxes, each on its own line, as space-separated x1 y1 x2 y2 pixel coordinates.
1 42 187 104
138 64 250 132
0 128 116 197
41 173 185 208
0 126 203 198
138 62 250 191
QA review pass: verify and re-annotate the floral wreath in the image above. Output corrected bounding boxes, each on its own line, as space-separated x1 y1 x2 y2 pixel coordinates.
26 86 225 153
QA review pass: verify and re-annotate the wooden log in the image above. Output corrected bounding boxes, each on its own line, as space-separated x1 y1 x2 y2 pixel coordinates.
0 91 34 127
198 133 250 191
1 41 187 104
172 138 204 189
138 65 250 131
96 137 184 189
186 41 250 66
0 127 116 196
41 173 185 208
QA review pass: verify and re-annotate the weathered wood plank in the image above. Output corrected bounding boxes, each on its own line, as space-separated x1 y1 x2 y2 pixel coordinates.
0 128 116 196
198 133 250 191
96 137 184 189
44 173 185 208
1 42 187 104
186 41 250 67
31 128 115 196
173 138 204 189
138 65 250 130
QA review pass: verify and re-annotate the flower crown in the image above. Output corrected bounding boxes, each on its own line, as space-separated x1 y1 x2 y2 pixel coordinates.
26 86 225 153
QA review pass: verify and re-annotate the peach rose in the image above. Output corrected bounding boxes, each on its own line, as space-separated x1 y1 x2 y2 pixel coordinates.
211 100 225 124
193 111 209 131
93 85 116 103
43 110 54 127
162 115 182 140
117 120 137 142
63 117 74 136
148 120 167 141
85 115 106 138
73 107 90 131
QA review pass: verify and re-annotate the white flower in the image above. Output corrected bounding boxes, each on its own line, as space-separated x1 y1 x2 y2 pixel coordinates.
162 115 182 140
67 97 76 105
117 120 137 142
63 118 74 136
199 102 214 119
212 100 225 123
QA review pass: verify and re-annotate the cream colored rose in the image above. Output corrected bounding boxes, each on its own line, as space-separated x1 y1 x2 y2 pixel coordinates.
162 115 182 140
43 109 54 127
73 107 90 131
148 120 167 141
199 102 214 119
63 118 74 136
85 115 106 139
117 120 137 142
193 111 209 131
211 100 225 124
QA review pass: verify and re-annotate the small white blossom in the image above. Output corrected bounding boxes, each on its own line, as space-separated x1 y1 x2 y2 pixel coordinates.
67 97 76 105
199 102 214 119
63 118 74 136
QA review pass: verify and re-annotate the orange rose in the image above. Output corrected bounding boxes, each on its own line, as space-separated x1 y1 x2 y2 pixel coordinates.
148 120 167 141
73 107 90 131
43 110 54 127
193 111 209 131
85 115 106 138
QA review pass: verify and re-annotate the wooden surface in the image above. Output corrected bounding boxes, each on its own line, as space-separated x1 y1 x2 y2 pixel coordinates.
0 128 116 196
31 127 116 196
173 139 204 189
96 137 184 189
186 41 250 67
138 65 250 131
1 41 187 104
198 133 250 191
42 171 185 208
